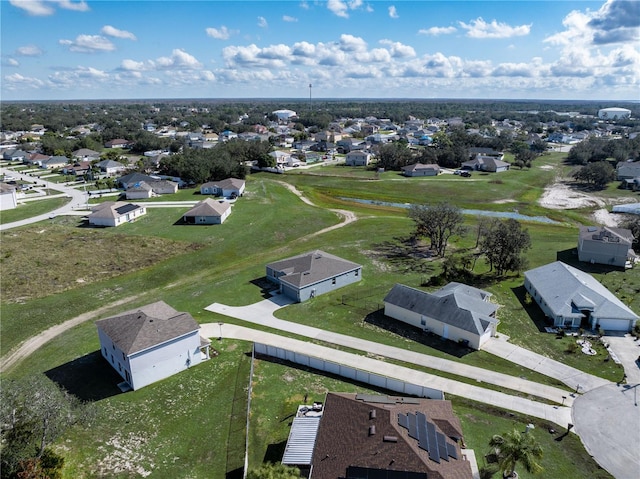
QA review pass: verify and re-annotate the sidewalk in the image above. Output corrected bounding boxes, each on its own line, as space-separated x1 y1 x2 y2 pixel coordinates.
202 323 573 428
482 335 610 392
206 296 576 406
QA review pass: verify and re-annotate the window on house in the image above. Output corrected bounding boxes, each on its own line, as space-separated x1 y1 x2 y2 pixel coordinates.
355 269 359 276
420 318 426 326
122 352 126 361
332 278 336 285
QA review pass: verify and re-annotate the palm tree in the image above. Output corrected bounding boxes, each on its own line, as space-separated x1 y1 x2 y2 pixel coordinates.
488 429 543 478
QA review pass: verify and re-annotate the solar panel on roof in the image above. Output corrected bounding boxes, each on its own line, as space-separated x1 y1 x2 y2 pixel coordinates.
426 421 440 463
398 413 408 429
446 442 458 459
115 203 140 215
436 432 449 461
416 412 430 452
408 413 418 439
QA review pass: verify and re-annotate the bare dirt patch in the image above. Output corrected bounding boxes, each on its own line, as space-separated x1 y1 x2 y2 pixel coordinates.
0 224 201 303
538 182 606 210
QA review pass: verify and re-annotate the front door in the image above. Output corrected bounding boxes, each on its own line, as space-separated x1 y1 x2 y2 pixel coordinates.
442 324 449 340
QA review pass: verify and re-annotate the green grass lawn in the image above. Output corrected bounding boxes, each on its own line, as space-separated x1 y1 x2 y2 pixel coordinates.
0 197 69 224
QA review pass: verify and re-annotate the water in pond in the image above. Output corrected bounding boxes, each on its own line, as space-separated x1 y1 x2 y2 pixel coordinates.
338 197 561 224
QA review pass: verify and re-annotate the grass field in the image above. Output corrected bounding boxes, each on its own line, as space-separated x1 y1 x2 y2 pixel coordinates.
0 196 69 224
1 152 636 478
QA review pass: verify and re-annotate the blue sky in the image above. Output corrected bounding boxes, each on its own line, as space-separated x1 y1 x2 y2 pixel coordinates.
1 0 638 101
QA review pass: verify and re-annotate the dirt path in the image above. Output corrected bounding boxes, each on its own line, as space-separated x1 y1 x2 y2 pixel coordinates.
276 180 359 237
0 294 142 373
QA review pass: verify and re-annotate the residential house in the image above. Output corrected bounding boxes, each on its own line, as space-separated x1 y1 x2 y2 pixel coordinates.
524 261 639 332
578 226 636 268
616 161 640 181
266 250 362 302
0 183 17 210
219 130 238 141
104 139 131 149
285 392 472 479
384 283 499 350
88 201 146 227
117 172 156 189
95 301 210 390
26 153 50 166
125 180 179 200
182 198 231 225
3 149 29 162
72 148 101 161
344 150 372 167
461 156 510 173
62 161 92 178
97 159 126 176
269 150 292 167
402 163 440 177
200 178 245 197
41 156 69 169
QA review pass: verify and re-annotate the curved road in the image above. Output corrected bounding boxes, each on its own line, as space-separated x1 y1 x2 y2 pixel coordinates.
1 167 88 231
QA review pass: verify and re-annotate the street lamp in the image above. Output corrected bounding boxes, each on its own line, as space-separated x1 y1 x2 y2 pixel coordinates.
218 322 223 340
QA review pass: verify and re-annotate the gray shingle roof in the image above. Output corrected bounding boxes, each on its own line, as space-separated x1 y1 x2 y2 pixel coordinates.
267 250 361 288
184 198 230 217
524 261 639 321
384 283 497 335
96 301 199 355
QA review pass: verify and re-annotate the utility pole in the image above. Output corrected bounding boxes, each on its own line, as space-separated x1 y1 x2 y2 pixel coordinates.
309 83 312 110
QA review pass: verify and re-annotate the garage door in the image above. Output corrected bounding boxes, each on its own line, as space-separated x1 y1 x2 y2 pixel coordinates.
598 318 631 332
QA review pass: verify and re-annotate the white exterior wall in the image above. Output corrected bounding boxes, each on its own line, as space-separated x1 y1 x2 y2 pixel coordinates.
126 190 153 200
222 184 244 197
383 302 485 350
0 190 17 210
98 328 202 390
128 332 202 390
406 168 438 177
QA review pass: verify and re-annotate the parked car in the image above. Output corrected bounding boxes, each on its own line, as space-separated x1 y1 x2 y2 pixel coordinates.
460 171 472 177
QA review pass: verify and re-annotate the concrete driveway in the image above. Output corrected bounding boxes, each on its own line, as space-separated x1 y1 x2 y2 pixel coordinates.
604 333 640 385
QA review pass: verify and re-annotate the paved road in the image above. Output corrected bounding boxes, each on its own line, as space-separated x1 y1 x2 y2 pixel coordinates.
1 167 87 231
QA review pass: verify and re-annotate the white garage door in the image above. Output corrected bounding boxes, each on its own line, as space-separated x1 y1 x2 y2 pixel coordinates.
598 318 631 332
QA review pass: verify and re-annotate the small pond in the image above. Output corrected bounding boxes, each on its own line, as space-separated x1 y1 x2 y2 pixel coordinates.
338 197 561 224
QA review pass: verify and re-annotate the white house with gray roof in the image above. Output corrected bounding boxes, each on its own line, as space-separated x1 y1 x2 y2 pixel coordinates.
183 198 231 224
266 250 362 302
200 178 245 197
383 283 499 350
524 261 639 332
96 301 210 390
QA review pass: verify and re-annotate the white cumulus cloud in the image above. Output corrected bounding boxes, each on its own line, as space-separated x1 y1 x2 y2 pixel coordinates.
418 26 457 36
283 15 297 22
16 45 43 56
388 6 398 19
59 35 116 53
206 26 231 40
9 0 89 16
101 25 137 40
258 16 268 28
459 18 531 39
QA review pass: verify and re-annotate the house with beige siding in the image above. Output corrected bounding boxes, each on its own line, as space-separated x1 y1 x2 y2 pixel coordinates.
384 282 498 350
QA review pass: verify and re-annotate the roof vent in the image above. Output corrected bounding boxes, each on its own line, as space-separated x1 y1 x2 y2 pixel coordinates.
370 410 377 419
383 436 398 442
369 425 376 436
